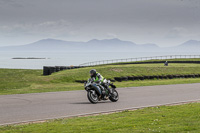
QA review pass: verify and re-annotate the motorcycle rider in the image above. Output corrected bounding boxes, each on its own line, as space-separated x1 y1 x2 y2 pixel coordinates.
89 69 110 99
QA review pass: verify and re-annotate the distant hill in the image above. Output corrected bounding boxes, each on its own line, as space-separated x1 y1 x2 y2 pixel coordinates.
0 38 160 52
178 40 200 47
1 38 200 52
174 40 200 52
87 38 136 46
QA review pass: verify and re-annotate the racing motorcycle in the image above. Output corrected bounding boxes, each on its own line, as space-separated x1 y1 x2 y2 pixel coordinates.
84 78 119 104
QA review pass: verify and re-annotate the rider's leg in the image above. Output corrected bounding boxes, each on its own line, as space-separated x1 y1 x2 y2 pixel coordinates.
102 79 112 94
99 83 109 100
102 83 112 94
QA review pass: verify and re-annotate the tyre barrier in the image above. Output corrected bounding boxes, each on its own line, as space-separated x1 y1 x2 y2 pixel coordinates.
49 66 56 75
76 79 116 83
149 76 154 80
167 75 173 79
154 75 159 79
138 76 144 80
195 74 199 78
128 76 134 80
43 66 49 76
55 66 60 72
121 77 128 81
108 79 116 82
75 74 200 83
143 76 149 79
60 66 67 70
114 77 122 82
43 66 83 75
43 66 56 75
75 80 87 83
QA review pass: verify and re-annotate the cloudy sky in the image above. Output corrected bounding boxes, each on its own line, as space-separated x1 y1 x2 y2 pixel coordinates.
0 0 200 47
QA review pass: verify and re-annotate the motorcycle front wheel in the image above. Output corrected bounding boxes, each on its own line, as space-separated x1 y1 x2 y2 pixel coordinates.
109 89 119 102
87 90 99 104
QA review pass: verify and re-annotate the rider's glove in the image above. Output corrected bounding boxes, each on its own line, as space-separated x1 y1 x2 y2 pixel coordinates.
95 81 100 84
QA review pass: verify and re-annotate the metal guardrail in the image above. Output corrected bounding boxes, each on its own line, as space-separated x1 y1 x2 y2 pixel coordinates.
79 55 200 66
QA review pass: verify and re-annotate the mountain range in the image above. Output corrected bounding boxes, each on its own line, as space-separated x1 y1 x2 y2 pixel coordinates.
0 38 200 52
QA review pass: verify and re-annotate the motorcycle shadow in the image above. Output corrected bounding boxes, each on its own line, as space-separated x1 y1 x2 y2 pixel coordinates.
70 101 112 104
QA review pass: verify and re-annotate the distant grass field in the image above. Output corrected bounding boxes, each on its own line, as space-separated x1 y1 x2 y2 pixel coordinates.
1 58 200 95
1 102 199 133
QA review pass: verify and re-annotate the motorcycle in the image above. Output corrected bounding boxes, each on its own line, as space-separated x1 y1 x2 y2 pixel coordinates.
84 78 119 104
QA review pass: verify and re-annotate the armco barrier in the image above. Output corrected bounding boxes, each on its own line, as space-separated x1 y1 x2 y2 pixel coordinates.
79 55 200 66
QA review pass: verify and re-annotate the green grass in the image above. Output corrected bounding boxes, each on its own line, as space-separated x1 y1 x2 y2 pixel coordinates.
149 58 200 61
1 62 200 95
114 78 200 88
1 102 200 133
46 63 200 83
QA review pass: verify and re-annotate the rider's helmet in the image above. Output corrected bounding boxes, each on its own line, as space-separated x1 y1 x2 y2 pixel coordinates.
90 69 97 77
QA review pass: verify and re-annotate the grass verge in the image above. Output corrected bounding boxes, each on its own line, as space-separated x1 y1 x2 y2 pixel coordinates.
0 102 199 133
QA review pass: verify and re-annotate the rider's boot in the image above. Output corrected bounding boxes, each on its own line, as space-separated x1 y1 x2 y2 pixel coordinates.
101 90 108 100
98 95 102 101
103 95 109 100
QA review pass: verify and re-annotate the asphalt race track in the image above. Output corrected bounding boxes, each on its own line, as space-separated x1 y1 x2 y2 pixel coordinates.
0 83 200 125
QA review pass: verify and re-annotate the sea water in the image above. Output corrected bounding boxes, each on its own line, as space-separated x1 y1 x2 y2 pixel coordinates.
0 51 199 69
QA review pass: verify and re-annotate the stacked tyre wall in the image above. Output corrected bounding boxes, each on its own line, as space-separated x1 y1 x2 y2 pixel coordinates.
75 74 200 83
75 61 200 83
43 66 85 75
